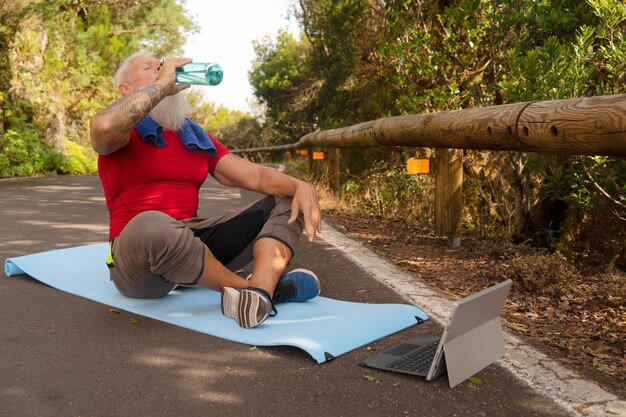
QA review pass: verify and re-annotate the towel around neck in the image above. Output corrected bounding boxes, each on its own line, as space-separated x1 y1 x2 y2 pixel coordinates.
135 115 217 156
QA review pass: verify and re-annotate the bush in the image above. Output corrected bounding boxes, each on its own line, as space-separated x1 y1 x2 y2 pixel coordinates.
0 128 97 178
341 159 434 222
59 140 97 175
0 128 46 177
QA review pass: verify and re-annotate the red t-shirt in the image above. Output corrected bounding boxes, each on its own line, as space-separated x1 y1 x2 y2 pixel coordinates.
98 128 230 240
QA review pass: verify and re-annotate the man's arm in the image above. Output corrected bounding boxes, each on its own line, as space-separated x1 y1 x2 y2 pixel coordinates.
213 154 322 241
89 58 190 155
90 84 168 155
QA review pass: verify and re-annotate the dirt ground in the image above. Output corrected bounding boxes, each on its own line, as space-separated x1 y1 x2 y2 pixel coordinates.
323 209 626 399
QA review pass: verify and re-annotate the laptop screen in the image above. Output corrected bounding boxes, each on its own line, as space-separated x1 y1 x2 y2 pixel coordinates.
445 280 512 342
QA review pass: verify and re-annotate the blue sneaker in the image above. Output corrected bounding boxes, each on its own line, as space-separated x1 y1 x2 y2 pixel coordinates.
273 268 321 303
221 287 276 329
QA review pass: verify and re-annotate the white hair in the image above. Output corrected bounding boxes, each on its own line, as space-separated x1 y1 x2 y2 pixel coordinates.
112 50 155 88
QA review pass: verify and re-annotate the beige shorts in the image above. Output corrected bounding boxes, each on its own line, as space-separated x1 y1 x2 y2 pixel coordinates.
108 196 303 298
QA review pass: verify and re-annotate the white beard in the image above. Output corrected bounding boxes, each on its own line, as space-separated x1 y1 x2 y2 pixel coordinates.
150 92 189 131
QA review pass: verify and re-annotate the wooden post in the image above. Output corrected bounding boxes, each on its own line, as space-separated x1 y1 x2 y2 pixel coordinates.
435 148 463 248
327 148 340 195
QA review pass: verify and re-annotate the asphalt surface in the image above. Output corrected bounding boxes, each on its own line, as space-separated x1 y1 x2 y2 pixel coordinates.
0 175 571 417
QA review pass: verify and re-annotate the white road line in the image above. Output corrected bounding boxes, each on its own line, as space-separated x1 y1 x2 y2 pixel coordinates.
319 220 626 417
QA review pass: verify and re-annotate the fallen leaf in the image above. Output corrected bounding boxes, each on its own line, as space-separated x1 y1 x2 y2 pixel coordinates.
509 323 530 333
130 319 139 325
249 346 257 351
588 348 611 359
363 375 378 383
467 376 482 385
108 308 120 314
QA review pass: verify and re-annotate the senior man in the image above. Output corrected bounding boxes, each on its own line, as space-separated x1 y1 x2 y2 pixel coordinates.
90 51 321 329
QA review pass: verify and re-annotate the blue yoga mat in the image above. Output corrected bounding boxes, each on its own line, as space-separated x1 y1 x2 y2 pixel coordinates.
4 244 428 363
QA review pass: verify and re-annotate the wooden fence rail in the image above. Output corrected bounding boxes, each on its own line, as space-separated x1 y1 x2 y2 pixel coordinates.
235 94 626 156
233 94 626 247
303 93 626 155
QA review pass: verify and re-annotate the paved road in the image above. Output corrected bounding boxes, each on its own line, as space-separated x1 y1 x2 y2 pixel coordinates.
0 175 570 417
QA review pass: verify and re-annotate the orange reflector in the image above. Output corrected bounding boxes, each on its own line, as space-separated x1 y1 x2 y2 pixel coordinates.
300 149 309 156
285 151 291 156
313 151 325 160
407 158 431 175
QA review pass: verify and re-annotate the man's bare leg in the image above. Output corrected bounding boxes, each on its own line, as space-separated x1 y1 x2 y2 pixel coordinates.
193 247 250 291
247 237 292 297
193 238 290 295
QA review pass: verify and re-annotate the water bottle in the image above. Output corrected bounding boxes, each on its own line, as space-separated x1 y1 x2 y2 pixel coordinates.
175 62 223 86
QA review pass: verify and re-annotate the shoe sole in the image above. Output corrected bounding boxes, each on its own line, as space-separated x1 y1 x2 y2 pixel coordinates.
276 268 321 303
221 287 270 329
292 268 321 297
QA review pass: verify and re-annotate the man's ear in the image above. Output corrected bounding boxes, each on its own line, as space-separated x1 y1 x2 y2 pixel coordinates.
118 81 133 96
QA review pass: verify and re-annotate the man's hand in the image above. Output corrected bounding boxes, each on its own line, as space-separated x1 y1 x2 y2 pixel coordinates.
157 57 192 96
212 155 322 241
288 181 322 242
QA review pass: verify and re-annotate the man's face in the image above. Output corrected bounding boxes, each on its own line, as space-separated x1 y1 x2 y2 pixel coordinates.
123 55 161 93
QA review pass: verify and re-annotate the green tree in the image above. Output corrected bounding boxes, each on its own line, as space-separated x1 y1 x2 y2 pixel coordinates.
495 0 626 263
298 0 388 126
249 30 315 144
186 90 262 149
249 0 625 266
0 0 196 177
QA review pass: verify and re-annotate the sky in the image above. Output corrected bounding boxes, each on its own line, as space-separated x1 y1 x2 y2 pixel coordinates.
182 0 300 113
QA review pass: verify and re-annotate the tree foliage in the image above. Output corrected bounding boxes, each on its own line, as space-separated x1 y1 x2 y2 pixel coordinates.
2 0 624 266
0 0 196 177
249 30 315 144
186 90 263 149
250 0 626 267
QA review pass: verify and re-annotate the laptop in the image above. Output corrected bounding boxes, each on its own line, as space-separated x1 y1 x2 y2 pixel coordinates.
359 279 512 388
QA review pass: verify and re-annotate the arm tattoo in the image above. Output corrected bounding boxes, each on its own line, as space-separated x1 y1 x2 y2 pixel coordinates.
94 84 166 135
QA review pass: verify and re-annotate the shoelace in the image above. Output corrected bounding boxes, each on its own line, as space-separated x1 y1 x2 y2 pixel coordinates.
273 281 296 303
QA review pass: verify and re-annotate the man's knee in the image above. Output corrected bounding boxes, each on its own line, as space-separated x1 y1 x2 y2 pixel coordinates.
118 210 189 265
110 270 175 299
254 197 303 256
273 196 303 227
273 196 292 211
124 210 174 241
112 211 199 296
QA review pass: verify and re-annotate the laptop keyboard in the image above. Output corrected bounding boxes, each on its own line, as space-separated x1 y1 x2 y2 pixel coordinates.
387 341 439 374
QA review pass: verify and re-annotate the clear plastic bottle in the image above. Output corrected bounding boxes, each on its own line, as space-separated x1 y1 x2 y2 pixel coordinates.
175 62 223 86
